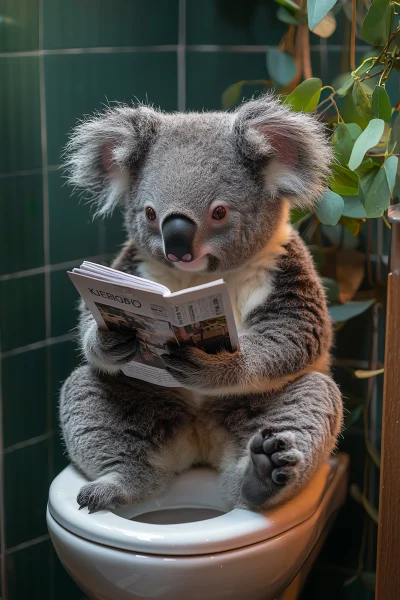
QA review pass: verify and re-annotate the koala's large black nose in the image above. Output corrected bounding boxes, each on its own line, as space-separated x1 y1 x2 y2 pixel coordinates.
162 215 197 263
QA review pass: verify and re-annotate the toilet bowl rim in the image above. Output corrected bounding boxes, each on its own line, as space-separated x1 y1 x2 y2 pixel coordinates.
47 454 349 556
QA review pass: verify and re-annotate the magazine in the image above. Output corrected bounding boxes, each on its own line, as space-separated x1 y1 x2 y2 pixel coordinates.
68 262 239 388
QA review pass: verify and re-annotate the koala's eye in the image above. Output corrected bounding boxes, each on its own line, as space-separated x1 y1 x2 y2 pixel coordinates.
145 207 157 221
212 205 227 220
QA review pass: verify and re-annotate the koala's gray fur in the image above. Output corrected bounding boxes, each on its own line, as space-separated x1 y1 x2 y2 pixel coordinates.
60 95 343 512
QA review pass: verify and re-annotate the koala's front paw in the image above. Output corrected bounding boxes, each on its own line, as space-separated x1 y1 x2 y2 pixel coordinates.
77 480 128 513
161 345 233 391
84 324 139 372
240 430 304 509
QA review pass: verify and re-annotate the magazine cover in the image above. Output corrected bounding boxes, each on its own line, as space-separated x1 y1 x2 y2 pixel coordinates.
69 271 238 388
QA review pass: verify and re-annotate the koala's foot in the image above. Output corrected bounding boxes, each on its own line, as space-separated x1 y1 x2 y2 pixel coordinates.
77 479 129 513
240 430 304 509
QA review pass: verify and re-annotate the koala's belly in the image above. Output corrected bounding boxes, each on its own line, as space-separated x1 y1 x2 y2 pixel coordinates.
149 394 233 473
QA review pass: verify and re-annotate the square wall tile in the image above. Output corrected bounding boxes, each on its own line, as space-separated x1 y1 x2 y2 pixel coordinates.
2 348 48 448
51 544 86 600
51 270 80 338
0 274 45 352
44 51 178 165
0 174 44 275
43 0 178 49
0 0 39 52
186 0 286 46
48 170 100 264
52 431 69 477
186 51 267 111
7 540 52 600
0 57 42 173
103 210 126 256
50 341 80 475
50 340 80 430
4 439 50 548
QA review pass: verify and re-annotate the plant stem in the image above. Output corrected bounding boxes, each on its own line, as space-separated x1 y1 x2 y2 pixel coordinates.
300 24 312 79
350 0 357 71
359 70 384 82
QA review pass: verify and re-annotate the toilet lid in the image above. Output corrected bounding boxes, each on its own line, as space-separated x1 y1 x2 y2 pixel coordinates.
47 455 348 556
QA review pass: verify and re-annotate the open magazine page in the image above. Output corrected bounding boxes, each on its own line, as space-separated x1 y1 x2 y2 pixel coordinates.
165 280 239 354
68 272 181 387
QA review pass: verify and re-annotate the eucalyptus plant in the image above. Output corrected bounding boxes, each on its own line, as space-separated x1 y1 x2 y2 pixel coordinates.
223 0 399 322
224 0 399 228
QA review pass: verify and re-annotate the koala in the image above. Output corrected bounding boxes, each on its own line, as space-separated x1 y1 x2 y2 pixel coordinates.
60 95 343 513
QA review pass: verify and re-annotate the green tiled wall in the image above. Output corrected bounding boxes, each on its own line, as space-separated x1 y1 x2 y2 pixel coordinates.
0 2 375 599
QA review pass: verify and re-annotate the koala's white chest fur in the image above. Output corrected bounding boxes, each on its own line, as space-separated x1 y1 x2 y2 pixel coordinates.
138 254 272 331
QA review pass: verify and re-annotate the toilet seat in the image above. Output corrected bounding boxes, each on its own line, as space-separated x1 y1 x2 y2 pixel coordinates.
48 456 348 556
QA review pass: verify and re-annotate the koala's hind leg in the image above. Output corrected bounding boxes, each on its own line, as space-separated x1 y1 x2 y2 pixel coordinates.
60 365 193 511
211 372 343 510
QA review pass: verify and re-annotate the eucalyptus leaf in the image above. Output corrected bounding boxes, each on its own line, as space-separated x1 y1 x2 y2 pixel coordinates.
341 94 372 130
277 6 301 25
341 196 368 219
312 12 336 38
348 118 384 171
340 216 365 236
222 82 243 109
330 164 359 196
360 156 399 217
266 48 297 86
307 0 337 30
349 405 363 425
372 85 392 122
352 81 373 117
362 0 394 47
334 74 354 98
283 77 322 112
290 208 311 225
329 299 375 323
274 0 300 9
332 123 362 165
315 190 344 226
321 277 340 303
354 368 384 379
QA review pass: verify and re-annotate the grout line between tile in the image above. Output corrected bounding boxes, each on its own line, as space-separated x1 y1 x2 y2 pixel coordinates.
0 165 61 179
177 0 186 112
39 48 51 339
3 432 54 456
0 332 76 360
5 534 50 555
0 253 114 282
184 44 370 53
0 44 370 60
0 345 7 599
0 168 43 179
0 46 179 58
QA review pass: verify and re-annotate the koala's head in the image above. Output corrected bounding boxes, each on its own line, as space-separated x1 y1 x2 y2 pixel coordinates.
65 96 332 274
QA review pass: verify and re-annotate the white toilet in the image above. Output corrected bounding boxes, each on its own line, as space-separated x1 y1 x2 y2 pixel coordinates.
47 454 348 600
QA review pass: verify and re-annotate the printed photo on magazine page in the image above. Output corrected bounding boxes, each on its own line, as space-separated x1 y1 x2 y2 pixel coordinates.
95 302 176 369
172 315 233 354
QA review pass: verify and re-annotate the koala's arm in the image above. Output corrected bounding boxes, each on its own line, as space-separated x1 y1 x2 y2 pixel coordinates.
78 243 141 374
163 232 332 392
237 232 332 383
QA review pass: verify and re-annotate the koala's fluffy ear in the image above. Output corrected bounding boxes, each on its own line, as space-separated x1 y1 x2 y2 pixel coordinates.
233 95 332 208
64 106 160 216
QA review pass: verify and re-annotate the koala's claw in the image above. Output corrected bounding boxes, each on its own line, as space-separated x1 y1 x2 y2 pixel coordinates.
240 430 303 508
77 481 127 513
